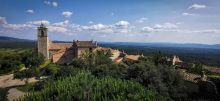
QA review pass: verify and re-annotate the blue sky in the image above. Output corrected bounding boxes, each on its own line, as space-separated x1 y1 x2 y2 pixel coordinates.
0 0 220 44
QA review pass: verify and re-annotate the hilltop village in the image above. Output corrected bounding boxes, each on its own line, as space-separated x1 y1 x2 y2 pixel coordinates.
0 23 219 101
37 23 213 83
37 23 143 64
0 24 220 101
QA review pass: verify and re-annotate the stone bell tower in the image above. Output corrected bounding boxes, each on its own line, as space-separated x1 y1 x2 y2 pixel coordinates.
37 23 49 59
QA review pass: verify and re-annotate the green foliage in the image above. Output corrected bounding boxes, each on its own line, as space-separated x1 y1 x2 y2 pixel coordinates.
44 63 60 76
55 66 81 77
152 51 166 66
70 58 89 69
68 50 186 99
127 59 186 98
20 51 45 68
92 63 128 79
70 51 113 70
19 71 171 101
39 60 51 68
187 63 205 75
0 88 8 101
0 60 22 75
14 68 39 79
93 51 112 66
0 49 44 75
0 49 25 75
17 83 37 92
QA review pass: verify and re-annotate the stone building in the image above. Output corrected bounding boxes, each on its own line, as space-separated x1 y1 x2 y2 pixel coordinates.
172 55 182 65
37 24 97 64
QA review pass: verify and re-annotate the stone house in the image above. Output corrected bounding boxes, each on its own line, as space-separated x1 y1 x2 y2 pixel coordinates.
37 24 97 64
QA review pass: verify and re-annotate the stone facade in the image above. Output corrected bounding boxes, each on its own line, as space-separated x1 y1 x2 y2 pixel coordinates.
37 24 97 64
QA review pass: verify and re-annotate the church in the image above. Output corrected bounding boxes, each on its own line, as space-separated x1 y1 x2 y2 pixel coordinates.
37 23 97 64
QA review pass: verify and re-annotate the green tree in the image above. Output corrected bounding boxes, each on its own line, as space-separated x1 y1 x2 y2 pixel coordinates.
127 62 186 98
152 51 167 66
21 51 44 68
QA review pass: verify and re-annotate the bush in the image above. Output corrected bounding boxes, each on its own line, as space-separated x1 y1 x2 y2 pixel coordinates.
43 63 60 76
127 62 186 98
21 51 45 68
0 88 8 101
55 66 81 77
19 71 171 101
0 60 22 75
92 63 128 79
14 68 39 79
187 63 205 75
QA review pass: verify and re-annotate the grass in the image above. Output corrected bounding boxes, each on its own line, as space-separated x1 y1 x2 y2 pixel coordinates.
17 83 36 92
207 74 220 79
39 60 51 68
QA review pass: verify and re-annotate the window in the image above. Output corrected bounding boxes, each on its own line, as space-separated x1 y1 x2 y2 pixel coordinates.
41 30 44 36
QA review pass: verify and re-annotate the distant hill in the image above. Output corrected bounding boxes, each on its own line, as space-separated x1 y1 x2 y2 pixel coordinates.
1 36 220 49
99 42 220 49
0 36 36 48
0 36 34 42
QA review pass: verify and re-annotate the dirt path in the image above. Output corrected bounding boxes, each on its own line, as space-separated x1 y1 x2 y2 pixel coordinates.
0 74 38 88
0 74 38 100
7 88 26 101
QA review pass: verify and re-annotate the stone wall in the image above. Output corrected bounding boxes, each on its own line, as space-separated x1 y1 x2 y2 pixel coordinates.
38 37 49 59
77 48 90 58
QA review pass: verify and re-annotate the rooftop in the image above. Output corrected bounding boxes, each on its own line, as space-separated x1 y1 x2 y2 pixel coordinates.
73 40 97 48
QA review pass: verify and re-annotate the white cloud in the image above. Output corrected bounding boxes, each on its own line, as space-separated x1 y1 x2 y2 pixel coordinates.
69 20 131 33
26 9 34 14
44 1 58 7
81 24 112 33
62 11 73 17
182 12 196 16
0 16 7 24
135 17 148 23
48 26 68 33
154 22 178 29
44 1 51 5
112 21 131 33
182 29 220 34
176 22 184 25
141 27 155 33
52 20 69 27
52 2 58 7
28 20 50 26
3 24 32 30
188 4 206 10
142 22 178 33
113 21 130 29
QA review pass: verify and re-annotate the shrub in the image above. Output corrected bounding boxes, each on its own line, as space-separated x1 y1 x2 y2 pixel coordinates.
187 63 205 75
19 71 171 101
14 68 39 79
21 51 45 68
43 63 60 76
127 62 186 98
0 88 8 101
